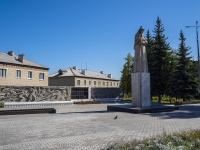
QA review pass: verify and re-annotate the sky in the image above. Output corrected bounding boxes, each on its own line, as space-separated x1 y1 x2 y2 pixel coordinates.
0 0 200 79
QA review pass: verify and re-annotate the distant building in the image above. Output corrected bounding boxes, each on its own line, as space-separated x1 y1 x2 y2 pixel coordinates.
0 51 49 86
49 66 120 88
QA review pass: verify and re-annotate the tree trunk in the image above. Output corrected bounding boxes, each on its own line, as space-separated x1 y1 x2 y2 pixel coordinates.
158 95 162 103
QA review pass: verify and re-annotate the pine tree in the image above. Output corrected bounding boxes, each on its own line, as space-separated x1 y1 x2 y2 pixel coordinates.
146 30 155 100
151 17 172 102
120 53 134 97
171 31 199 101
146 30 154 74
168 49 179 98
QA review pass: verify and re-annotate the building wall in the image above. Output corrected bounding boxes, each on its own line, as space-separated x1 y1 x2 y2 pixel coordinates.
75 77 120 88
48 76 75 86
0 64 48 86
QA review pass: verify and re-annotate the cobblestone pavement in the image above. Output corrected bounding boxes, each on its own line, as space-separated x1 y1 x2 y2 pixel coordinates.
0 104 200 150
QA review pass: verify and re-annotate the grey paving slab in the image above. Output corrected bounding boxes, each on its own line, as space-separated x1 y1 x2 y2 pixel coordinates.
0 104 200 150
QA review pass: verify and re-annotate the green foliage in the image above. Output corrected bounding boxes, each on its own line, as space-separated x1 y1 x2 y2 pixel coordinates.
121 17 199 101
104 130 200 150
170 31 199 101
73 101 101 104
151 96 176 103
0 101 4 108
120 53 134 97
122 97 132 101
148 17 172 103
146 29 154 75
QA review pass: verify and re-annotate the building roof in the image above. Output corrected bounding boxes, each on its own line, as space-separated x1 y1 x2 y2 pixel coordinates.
49 67 119 81
0 51 49 69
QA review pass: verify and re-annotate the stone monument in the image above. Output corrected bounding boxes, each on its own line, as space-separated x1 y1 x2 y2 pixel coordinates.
132 26 151 107
107 26 178 113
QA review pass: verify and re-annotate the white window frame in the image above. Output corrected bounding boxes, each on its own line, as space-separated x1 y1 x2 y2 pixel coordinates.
39 73 45 80
16 70 21 79
0 68 7 78
28 71 32 79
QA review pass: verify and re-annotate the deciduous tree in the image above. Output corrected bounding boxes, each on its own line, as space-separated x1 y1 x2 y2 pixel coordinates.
120 53 134 97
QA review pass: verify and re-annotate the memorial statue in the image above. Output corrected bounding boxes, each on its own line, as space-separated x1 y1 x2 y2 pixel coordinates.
134 26 148 73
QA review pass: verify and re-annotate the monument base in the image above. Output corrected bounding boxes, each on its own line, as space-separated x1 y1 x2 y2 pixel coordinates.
132 73 150 107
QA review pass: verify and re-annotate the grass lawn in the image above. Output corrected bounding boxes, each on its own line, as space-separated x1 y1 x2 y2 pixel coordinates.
122 96 200 104
0 102 4 108
104 130 200 150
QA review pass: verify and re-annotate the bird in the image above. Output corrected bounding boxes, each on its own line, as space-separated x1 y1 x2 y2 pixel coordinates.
114 115 118 119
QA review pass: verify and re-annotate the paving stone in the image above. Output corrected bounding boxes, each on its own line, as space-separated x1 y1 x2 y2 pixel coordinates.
0 104 200 149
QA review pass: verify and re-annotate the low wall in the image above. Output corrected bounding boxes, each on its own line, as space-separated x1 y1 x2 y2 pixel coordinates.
0 86 71 102
0 86 122 102
91 88 122 99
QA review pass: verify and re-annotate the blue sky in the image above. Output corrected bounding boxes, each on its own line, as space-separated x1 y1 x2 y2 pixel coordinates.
0 0 200 79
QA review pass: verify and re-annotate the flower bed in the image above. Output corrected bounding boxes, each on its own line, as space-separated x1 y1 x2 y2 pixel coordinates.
104 130 200 150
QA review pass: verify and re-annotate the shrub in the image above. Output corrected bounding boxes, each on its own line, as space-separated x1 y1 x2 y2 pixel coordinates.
103 130 200 150
0 101 4 108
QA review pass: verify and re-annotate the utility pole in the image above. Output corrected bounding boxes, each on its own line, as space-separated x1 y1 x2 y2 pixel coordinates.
186 21 200 81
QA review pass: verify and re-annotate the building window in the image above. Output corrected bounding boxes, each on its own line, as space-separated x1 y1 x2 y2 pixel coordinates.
28 71 32 79
117 83 119 87
0 69 7 78
39 73 44 80
77 80 80 86
84 80 86 86
110 82 112 87
16 70 21 79
89 81 91 86
98 81 101 86
107 82 109 87
103 82 105 86
114 82 115 86
94 81 96 86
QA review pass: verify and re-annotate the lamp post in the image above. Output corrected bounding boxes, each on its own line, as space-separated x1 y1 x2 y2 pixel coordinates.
186 21 200 81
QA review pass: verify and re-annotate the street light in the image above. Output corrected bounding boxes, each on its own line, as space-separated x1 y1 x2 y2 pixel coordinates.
185 21 200 81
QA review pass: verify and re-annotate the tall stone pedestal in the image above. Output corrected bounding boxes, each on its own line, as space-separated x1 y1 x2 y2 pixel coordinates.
132 73 150 107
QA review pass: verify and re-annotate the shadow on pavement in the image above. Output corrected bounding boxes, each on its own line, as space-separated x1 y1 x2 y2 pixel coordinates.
144 104 200 119
57 110 116 114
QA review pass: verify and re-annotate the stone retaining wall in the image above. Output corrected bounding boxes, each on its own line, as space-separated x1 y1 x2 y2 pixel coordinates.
0 86 122 102
0 86 71 102
91 88 122 99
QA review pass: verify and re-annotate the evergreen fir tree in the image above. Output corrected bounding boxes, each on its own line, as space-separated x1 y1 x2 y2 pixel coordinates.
146 30 155 100
120 53 134 97
146 29 154 74
151 17 172 102
168 49 178 98
172 31 199 101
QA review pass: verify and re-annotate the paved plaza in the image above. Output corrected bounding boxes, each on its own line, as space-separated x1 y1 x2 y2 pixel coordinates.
0 103 200 150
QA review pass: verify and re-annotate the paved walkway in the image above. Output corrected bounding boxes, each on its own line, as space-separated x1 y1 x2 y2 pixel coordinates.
0 104 200 150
